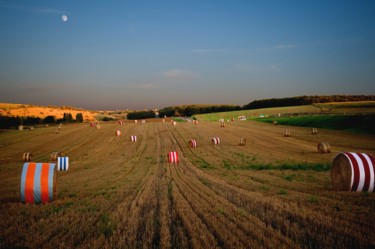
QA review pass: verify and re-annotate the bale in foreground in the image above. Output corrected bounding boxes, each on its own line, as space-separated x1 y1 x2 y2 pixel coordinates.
331 152 375 192
20 163 57 203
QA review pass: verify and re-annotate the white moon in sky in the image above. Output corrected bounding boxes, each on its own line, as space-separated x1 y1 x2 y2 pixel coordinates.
61 15 68 22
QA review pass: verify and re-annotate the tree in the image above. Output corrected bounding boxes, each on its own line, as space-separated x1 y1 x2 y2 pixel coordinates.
44 116 56 124
76 113 83 122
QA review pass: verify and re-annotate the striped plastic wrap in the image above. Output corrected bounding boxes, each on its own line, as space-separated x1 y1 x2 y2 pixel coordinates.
211 137 220 145
168 151 179 163
131 135 137 142
57 157 69 171
189 140 197 148
20 163 56 203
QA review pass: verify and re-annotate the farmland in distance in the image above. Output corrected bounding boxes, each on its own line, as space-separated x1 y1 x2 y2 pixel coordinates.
0 119 375 248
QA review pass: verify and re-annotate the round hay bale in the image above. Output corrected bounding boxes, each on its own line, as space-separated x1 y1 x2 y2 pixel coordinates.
135 120 138 124
18 125 24 131
239 138 246 146
29 127 34 131
188 140 197 148
50 152 62 162
57 157 69 171
273 120 278 125
162 119 165 123
23 153 33 162
131 135 137 142
284 129 290 137
220 122 225 127
90 122 96 127
231 118 234 122
96 124 101 130
312 128 318 135
331 152 375 192
211 137 220 145
172 121 177 126
168 151 179 163
20 162 57 203
44 124 49 128
55 129 60 134
115 130 121 136
317 142 331 154
142 120 146 124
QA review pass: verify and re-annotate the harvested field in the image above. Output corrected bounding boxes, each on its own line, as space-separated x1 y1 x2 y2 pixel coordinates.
0 120 375 248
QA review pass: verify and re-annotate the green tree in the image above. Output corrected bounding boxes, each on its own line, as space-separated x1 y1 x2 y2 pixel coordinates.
76 113 83 122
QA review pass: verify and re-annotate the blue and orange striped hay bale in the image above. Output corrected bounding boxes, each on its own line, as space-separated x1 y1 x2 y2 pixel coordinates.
20 163 57 204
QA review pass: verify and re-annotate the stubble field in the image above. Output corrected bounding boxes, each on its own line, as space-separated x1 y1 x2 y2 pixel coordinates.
0 119 374 248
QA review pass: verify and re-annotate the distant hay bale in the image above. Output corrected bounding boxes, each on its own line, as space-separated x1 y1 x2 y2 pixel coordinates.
117 121 123 125
20 162 57 203
231 118 234 122
331 152 375 192
188 140 197 148
45 124 49 128
273 121 278 125
142 120 146 124
55 129 60 134
18 125 24 131
96 124 101 130
172 121 177 126
220 122 225 127
115 130 121 136
284 129 291 137
239 138 246 146
57 157 69 171
162 119 165 123
134 120 138 124
317 142 331 154
29 127 34 131
211 137 220 145
312 128 318 135
58 124 62 129
168 151 179 163
131 135 137 142
50 152 62 162
23 153 33 162
90 122 96 127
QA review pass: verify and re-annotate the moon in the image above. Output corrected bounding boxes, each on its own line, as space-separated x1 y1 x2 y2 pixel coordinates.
61 15 68 22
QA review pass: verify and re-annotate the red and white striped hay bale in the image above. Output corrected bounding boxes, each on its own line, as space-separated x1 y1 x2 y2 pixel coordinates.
188 140 197 148
168 151 179 163
90 122 96 127
23 153 33 162
130 135 137 142
50 152 62 162
211 137 220 145
20 162 57 203
57 157 69 171
284 130 291 137
115 130 121 136
239 138 246 146
318 142 331 154
331 152 375 192
117 121 123 125
312 128 318 135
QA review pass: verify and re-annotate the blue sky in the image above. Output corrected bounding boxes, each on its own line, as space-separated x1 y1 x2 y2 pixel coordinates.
1 0 374 109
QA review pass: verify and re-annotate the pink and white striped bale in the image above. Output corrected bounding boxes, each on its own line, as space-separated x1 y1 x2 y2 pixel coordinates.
211 137 220 145
168 151 179 163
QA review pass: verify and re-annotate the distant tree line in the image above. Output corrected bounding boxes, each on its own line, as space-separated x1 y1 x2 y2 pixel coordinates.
243 95 375 110
0 112 84 129
158 105 242 118
127 110 155 120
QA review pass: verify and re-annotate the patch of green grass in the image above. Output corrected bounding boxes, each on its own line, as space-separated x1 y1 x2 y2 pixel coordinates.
99 212 116 238
222 160 235 170
256 114 375 135
216 207 225 215
279 189 288 195
308 195 320 204
259 185 270 191
197 160 213 169
284 174 294 182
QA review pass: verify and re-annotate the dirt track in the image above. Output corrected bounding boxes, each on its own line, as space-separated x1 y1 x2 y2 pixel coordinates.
0 120 374 248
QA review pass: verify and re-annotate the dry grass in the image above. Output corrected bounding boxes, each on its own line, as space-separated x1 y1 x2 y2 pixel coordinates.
0 120 374 248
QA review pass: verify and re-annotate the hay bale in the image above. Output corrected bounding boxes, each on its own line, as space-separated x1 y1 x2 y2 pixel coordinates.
172 121 177 126
131 135 137 142
115 130 121 136
45 124 49 128
96 124 101 130
18 125 24 131
162 119 165 123
57 157 69 171
284 129 290 137
22 153 33 162
29 127 34 131
135 120 138 124
273 121 278 125
220 122 225 127
142 120 146 124
312 128 318 135
50 152 62 161
317 142 331 153
20 162 57 203
331 152 375 192
55 128 60 134
168 151 179 163
211 137 220 145
188 140 197 148
239 138 246 146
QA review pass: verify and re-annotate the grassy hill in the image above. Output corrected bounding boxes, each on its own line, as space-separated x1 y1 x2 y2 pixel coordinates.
194 101 375 122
